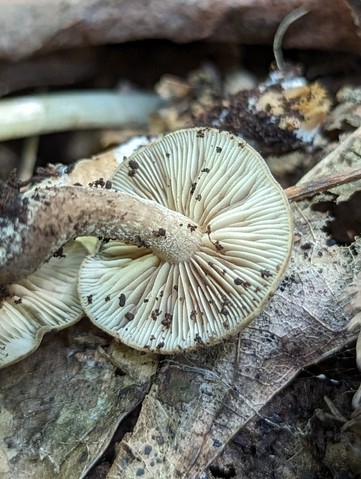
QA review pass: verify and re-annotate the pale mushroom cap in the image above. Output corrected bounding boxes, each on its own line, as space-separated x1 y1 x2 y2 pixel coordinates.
79 128 293 353
0 241 87 368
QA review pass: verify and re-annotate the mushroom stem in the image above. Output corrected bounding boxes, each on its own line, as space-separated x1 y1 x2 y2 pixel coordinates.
273 7 309 71
0 91 162 141
0 183 202 285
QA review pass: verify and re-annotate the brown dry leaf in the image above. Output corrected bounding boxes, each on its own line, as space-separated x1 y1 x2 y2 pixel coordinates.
0 324 157 479
108 137 361 479
0 0 360 60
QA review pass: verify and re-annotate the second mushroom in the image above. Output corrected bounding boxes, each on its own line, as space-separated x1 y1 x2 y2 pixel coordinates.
78 128 293 352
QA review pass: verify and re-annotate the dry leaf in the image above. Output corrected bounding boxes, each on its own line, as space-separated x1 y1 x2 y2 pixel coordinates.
0 324 157 479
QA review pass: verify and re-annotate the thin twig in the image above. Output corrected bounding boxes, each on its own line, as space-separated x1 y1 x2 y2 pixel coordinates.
286 125 361 201
285 168 361 202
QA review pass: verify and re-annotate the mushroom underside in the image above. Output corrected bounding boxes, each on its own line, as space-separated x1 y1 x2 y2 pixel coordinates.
79 128 293 353
0 240 87 368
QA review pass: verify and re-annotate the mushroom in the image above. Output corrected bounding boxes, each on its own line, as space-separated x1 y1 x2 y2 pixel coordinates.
0 240 88 368
0 128 293 355
78 128 293 352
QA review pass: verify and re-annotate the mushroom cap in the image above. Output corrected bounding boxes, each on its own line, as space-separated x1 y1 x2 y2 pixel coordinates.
0 240 87 368
79 128 293 353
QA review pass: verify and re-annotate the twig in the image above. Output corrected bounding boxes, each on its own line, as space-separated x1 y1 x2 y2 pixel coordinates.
285 168 361 202
286 125 361 201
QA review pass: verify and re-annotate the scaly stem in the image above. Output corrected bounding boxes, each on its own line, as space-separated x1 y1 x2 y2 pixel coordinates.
0 183 202 285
